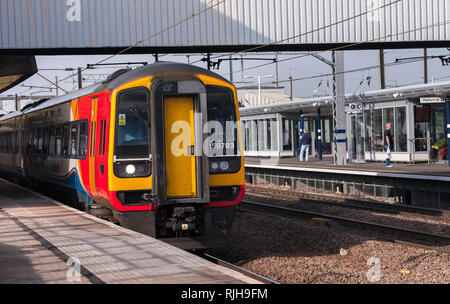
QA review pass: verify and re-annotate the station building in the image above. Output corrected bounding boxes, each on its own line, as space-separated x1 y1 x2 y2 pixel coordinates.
238 81 450 163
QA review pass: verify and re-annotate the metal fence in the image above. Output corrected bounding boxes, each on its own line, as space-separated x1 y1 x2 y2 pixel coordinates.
246 171 397 203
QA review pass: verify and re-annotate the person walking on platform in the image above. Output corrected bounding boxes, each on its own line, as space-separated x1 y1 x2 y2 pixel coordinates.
384 123 394 168
299 129 312 162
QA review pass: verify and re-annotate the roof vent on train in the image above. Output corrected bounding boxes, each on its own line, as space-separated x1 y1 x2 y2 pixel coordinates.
103 68 132 83
21 98 50 111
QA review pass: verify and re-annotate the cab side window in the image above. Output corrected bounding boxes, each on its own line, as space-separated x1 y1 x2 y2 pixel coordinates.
78 120 88 158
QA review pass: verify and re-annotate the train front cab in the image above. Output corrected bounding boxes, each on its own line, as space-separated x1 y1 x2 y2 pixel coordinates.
108 74 244 249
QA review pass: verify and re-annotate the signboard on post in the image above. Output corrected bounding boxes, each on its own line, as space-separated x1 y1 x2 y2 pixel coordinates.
420 97 445 104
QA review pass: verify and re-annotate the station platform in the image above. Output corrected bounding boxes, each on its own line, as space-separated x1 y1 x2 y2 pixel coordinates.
245 157 450 182
0 178 259 284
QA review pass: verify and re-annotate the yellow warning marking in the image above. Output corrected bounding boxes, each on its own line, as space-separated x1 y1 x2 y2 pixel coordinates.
118 114 126 126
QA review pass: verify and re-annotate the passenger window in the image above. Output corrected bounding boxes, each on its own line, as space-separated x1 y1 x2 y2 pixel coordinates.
32 129 38 153
14 131 19 154
37 128 43 154
43 128 49 155
70 122 78 157
56 126 62 156
63 124 69 156
28 129 33 153
21 131 25 154
78 121 88 158
49 128 56 156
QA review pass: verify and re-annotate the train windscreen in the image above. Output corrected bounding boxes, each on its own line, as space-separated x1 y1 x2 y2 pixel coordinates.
206 86 239 157
115 87 150 159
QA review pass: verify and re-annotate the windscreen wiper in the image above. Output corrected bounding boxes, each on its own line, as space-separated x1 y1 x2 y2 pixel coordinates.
129 105 148 127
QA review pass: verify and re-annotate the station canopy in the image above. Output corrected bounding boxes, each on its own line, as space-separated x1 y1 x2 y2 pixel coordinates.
0 56 37 94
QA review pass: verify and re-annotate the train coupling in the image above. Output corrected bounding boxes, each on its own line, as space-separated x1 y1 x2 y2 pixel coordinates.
172 222 196 232
169 206 198 233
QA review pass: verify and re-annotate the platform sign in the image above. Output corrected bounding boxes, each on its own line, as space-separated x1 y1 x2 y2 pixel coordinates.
420 97 445 104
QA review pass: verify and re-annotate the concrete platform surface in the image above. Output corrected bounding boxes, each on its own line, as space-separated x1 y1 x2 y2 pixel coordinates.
0 178 260 284
245 157 450 179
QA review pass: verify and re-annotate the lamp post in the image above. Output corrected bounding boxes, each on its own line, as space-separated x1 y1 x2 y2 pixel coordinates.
244 75 273 106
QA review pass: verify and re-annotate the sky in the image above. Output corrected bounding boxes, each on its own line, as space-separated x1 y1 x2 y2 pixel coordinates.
1 47 450 111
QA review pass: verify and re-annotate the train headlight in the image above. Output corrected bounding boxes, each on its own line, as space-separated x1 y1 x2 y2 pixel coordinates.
125 164 136 175
113 161 151 178
209 157 241 174
219 161 230 170
211 162 219 171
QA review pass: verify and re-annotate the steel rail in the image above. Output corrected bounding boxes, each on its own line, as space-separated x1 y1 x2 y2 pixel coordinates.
239 200 450 254
202 253 280 285
246 186 450 222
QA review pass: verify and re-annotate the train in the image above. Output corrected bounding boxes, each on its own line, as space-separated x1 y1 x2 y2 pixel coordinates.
0 62 245 249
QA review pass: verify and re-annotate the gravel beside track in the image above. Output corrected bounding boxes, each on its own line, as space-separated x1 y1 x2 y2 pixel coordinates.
246 185 450 238
209 211 450 284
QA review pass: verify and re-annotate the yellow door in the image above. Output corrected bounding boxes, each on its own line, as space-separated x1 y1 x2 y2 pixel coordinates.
164 96 197 197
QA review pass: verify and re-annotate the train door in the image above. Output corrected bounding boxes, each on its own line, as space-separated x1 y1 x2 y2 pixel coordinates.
94 94 109 197
89 97 99 197
152 80 209 205
164 96 197 197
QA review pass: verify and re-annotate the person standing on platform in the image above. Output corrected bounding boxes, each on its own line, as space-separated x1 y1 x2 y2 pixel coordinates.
299 129 312 162
384 123 394 168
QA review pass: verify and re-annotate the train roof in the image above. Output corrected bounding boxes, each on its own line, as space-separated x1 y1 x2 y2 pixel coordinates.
0 62 229 122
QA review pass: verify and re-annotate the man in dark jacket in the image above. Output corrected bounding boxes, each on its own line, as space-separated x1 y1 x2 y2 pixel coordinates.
299 129 312 162
384 123 393 167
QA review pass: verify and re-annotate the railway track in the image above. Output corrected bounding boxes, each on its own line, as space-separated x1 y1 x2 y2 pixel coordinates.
201 253 279 284
239 200 450 254
246 185 450 222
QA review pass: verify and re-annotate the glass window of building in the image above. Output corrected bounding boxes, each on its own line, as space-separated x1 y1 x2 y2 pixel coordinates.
383 108 395 151
431 104 446 145
282 118 292 151
395 107 407 152
271 118 278 151
257 119 264 151
265 119 272 150
373 109 383 151
243 121 250 151
251 120 258 151
364 110 373 152
321 118 332 155
414 105 429 152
